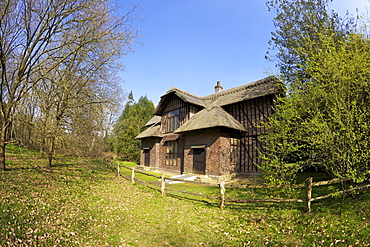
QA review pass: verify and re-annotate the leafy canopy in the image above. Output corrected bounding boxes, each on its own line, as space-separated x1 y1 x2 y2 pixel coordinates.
261 0 370 184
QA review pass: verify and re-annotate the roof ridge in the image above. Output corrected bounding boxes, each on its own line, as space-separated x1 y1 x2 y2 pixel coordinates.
201 77 272 100
157 76 276 113
166 87 203 100
166 77 273 100
167 77 273 99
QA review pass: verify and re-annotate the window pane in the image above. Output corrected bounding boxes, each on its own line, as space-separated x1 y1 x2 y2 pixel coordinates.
170 109 179 117
167 109 180 132
166 141 178 166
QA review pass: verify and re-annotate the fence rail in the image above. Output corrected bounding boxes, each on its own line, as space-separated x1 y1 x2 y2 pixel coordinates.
114 162 369 212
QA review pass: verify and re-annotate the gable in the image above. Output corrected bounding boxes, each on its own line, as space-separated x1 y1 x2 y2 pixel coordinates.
153 88 205 116
162 94 187 114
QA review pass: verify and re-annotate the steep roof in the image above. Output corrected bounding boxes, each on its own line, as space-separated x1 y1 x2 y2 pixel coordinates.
145 116 161 127
174 105 246 133
135 124 163 139
166 87 205 107
138 76 279 138
153 87 205 115
204 77 279 106
153 76 279 115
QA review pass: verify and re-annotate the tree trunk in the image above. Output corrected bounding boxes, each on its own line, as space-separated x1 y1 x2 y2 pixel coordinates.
89 137 96 153
0 139 6 171
40 138 45 158
0 124 7 170
47 137 55 168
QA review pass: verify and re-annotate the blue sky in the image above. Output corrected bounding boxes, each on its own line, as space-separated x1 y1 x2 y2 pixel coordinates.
118 0 369 106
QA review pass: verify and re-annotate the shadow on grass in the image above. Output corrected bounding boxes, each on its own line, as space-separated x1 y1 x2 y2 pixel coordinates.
4 166 52 172
142 180 306 211
165 191 220 208
122 175 220 207
225 201 305 212
123 174 306 211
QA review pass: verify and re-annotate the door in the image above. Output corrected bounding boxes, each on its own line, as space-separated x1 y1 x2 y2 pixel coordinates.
193 148 206 175
144 149 150 166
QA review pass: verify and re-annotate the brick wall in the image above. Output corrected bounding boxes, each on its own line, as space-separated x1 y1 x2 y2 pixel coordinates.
141 129 240 177
182 128 237 176
140 138 161 168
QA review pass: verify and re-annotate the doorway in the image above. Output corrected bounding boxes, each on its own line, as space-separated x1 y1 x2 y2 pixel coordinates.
193 148 206 175
143 148 150 166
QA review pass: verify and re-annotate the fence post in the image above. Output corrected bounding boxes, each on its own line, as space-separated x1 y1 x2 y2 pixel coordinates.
117 163 120 176
131 167 135 184
219 180 226 209
306 177 313 213
161 174 166 196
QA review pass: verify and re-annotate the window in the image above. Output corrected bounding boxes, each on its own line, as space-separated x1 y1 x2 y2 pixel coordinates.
230 138 239 165
167 109 180 132
166 141 178 166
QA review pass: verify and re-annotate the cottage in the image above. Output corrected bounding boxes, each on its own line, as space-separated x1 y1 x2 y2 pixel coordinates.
136 77 280 180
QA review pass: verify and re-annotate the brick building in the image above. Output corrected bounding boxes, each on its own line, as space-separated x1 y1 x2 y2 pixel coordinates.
136 77 280 180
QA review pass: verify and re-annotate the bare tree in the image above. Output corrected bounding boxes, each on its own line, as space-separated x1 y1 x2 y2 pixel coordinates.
0 0 137 170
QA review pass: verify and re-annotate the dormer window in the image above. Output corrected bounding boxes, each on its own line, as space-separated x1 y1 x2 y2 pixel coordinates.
167 109 180 132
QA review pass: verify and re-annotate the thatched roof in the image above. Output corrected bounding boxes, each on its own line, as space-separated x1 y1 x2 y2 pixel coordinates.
145 116 161 127
138 77 279 138
153 77 279 116
153 88 205 115
174 105 246 133
204 77 279 106
135 125 163 139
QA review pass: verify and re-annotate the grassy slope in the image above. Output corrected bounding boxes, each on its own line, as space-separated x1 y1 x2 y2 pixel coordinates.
0 145 369 246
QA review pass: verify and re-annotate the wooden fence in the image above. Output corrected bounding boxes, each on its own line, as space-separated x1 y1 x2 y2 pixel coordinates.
113 162 370 213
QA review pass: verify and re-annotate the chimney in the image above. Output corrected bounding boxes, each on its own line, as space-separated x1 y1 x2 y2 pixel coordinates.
215 81 223 93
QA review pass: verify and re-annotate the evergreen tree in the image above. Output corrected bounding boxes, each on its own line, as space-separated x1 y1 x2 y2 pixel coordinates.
110 94 154 162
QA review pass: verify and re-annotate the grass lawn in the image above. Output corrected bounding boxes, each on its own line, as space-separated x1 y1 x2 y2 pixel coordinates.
1 145 369 246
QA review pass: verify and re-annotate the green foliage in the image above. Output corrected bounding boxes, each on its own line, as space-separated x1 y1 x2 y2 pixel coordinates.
110 94 154 162
300 34 370 182
266 0 355 85
262 0 370 184
260 94 314 184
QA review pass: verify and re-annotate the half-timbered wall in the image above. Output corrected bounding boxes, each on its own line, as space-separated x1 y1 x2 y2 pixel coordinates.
224 95 274 173
161 95 201 133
